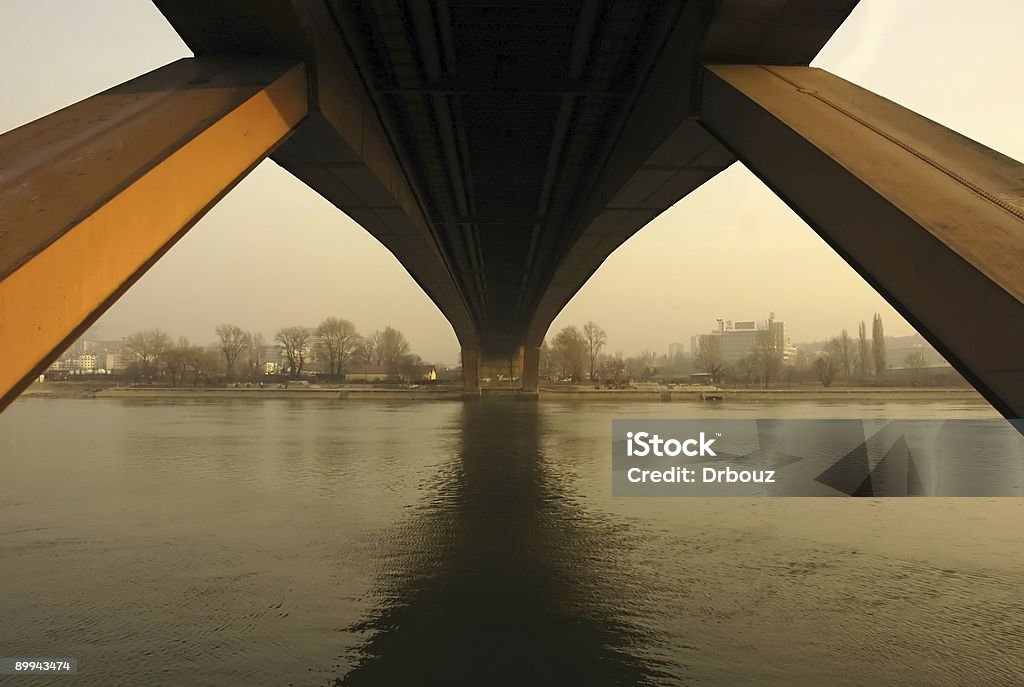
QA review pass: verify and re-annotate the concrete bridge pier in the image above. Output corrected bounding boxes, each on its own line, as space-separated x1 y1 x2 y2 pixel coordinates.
701 65 1024 419
461 348 481 395
472 346 541 396
521 347 541 395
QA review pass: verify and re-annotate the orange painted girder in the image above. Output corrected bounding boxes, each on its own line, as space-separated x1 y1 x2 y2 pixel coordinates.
0 58 308 410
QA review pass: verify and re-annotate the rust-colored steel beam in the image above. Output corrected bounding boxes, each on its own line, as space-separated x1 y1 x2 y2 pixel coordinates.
0 58 308 410
701 65 1024 419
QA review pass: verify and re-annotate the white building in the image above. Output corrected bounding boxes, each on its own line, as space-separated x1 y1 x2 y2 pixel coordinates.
692 314 797 366
106 352 134 372
75 354 97 372
48 357 73 372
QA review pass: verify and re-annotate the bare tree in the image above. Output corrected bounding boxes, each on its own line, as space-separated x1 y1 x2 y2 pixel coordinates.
582 321 607 381
215 324 250 378
736 355 757 388
397 353 425 383
358 340 374 365
316 317 360 376
815 353 838 388
162 344 189 387
695 336 725 384
551 326 586 381
753 321 782 388
602 353 626 384
185 346 220 387
905 351 927 386
353 338 374 375
872 313 887 379
244 332 265 380
538 339 553 380
158 337 219 387
124 329 172 369
625 354 652 384
377 326 411 370
828 329 855 383
858 320 872 381
275 326 312 377
364 330 383 365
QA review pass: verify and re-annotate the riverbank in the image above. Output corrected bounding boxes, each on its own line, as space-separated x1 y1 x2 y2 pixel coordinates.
19 381 987 403
20 382 466 401
538 386 987 402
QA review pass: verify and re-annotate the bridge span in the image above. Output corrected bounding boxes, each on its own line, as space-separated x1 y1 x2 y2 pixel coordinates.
1 1 1021 418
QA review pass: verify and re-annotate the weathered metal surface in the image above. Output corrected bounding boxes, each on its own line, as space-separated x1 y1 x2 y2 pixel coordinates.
0 58 307 409
701 64 1024 418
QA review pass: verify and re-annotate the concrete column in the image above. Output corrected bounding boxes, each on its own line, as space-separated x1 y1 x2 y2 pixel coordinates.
521 346 541 394
0 58 307 411
462 348 481 394
701 65 1024 420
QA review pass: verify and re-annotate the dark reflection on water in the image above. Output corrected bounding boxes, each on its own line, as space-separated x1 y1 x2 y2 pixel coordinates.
3 397 1023 686
339 402 663 685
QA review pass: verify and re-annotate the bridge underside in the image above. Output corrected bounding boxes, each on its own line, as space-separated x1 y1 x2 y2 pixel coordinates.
1 1 1021 417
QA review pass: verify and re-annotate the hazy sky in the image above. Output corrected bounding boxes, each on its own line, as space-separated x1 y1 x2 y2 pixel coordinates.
2 1 1021 364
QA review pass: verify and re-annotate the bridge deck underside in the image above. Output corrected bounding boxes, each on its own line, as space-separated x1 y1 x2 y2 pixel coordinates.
154 0 856 357
8 1 1021 420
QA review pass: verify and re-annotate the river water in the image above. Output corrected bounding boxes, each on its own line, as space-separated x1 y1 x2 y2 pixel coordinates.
2 397 1023 686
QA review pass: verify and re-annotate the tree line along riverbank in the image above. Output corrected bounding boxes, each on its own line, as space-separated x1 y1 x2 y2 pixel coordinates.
19 380 986 403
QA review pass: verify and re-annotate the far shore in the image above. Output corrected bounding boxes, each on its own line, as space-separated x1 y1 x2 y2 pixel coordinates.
20 380 988 404
538 386 986 402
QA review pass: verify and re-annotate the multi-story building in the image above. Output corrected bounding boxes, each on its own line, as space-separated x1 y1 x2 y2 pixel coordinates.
105 352 134 373
691 314 797 366
47 357 74 372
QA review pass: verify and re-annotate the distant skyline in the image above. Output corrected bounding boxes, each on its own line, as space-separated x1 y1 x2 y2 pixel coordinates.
2 1 1021 365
